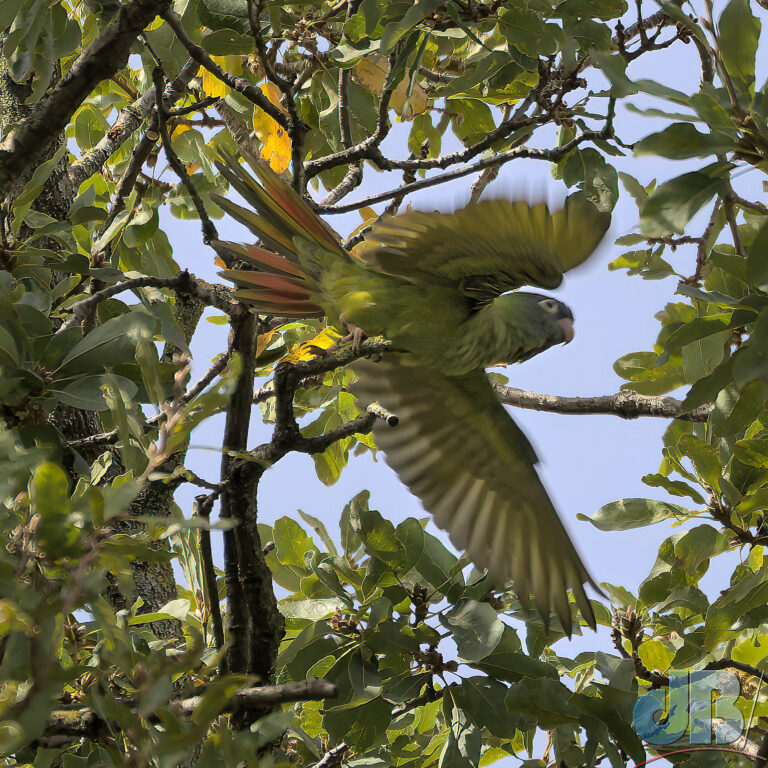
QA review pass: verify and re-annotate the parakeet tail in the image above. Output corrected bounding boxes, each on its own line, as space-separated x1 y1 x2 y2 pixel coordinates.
210 149 346 317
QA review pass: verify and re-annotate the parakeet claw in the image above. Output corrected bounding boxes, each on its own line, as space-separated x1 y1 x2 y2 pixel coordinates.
339 315 367 353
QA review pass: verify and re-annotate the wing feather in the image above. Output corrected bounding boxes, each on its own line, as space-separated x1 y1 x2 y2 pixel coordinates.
352 356 599 635
357 197 609 303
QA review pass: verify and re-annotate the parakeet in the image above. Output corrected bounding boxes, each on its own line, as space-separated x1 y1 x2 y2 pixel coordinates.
211 150 609 635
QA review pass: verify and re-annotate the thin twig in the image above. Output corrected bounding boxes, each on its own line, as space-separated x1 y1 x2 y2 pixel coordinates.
69 58 199 189
162 10 288 127
316 125 619 214
153 67 218 244
66 346 234 450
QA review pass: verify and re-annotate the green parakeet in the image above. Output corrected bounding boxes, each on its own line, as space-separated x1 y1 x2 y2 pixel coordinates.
212 150 609 635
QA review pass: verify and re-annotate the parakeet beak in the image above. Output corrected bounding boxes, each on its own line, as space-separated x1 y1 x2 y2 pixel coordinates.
558 317 575 343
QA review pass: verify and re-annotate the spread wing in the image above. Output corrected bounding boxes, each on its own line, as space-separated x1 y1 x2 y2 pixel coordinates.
351 356 598 635
357 197 609 304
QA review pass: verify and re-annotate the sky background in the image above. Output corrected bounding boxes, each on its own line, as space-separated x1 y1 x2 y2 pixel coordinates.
158 0 768 659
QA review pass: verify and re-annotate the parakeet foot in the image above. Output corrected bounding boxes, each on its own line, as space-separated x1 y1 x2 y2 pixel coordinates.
339 315 367 353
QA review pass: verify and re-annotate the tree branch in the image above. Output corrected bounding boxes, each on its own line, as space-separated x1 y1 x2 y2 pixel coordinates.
247 0 308 190
494 385 712 421
161 10 288 127
43 678 338 741
68 58 199 189
315 128 611 214
0 0 173 195
152 66 218 244
391 685 444 717
217 311 284 709
57 271 237 332
314 743 349 768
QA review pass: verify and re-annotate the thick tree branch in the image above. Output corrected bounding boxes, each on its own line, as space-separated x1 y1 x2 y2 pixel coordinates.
494 385 712 421
43 678 337 741
0 0 173 195
217 311 283 710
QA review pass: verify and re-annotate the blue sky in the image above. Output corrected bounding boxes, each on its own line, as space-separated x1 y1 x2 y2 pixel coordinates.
162 2 768 656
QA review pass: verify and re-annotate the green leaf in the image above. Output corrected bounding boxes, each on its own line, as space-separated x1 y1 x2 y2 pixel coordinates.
50 374 138 411
641 473 705 504
677 434 722 489
339 490 367 558
453 678 519 738
679 357 734 413
746 219 768 293
55 311 155 376
11 143 67 235
441 600 504 662
674 524 728 577
618 171 649 208
472 625 557 681
323 696 392 751
733 309 768 386
704 567 768 648
578 498 688 530
362 618 419 655
733 439 768 468
635 123 735 159
30 461 77 558
377 0 445 52
560 148 618 213
299 509 339 557
439 692 482 768
273 517 317 573
554 0 627 21
718 0 760 92
640 163 730 237
505 678 579 730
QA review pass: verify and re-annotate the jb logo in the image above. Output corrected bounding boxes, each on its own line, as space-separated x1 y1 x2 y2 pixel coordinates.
633 670 744 745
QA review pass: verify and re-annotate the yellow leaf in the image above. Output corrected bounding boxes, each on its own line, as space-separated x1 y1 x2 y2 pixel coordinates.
352 56 428 121
256 328 279 359
283 327 342 363
201 55 242 99
252 83 292 174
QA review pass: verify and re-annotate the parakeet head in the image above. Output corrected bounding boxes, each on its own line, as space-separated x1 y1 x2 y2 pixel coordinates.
494 292 575 360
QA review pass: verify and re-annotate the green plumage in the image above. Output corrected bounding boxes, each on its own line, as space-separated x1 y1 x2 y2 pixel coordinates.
212 150 609 635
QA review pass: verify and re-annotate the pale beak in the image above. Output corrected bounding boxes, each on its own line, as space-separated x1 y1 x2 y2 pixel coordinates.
558 317 575 343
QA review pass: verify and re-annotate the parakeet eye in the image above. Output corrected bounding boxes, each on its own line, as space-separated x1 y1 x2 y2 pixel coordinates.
538 299 560 314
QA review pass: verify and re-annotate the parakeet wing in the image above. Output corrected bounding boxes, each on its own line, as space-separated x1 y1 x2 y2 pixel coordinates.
351 356 598 634
358 197 609 303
